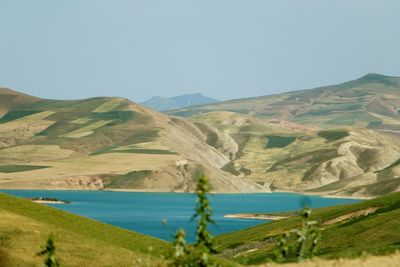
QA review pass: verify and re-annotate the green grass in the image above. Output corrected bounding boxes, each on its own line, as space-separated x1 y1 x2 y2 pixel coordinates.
110 148 177 155
60 120 112 138
231 132 252 159
215 192 400 265
302 102 365 116
367 119 383 128
100 127 160 145
21 97 160 153
193 123 224 149
359 73 399 86
168 109 211 117
349 179 400 196
0 193 171 266
317 130 349 141
326 112 379 126
90 110 137 121
267 149 338 173
102 171 153 188
265 136 296 148
92 99 122 113
379 159 400 173
0 193 235 266
206 131 220 147
38 120 86 137
91 148 177 156
0 110 41 123
0 193 170 255
0 165 49 173
167 74 400 130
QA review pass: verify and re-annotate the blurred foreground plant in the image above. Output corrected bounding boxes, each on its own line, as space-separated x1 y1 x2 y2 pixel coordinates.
170 175 219 267
37 235 59 267
275 208 320 262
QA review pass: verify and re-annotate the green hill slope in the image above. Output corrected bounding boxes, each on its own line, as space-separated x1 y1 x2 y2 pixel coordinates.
168 73 400 131
0 89 261 193
215 192 400 265
2 75 400 197
188 111 400 198
0 87 40 118
0 192 170 266
165 74 400 198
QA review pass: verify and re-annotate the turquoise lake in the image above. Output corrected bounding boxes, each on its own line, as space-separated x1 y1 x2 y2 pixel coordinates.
1 190 360 242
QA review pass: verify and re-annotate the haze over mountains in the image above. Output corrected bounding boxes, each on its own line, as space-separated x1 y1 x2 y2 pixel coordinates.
1 73 399 197
141 93 219 111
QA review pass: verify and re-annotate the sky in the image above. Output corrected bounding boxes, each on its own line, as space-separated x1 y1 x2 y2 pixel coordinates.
0 0 399 102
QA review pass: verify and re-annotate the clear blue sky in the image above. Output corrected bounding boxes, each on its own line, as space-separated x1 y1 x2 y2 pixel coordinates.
0 0 399 102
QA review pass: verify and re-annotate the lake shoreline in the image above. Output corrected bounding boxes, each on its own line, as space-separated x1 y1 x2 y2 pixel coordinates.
272 189 373 200
1 188 371 200
2 189 361 242
224 214 290 221
31 199 67 204
28 197 70 204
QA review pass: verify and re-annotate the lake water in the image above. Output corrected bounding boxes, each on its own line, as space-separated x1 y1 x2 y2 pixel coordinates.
1 190 360 242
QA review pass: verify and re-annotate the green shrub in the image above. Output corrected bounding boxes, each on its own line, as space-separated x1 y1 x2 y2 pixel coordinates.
37 235 59 267
170 175 219 267
275 209 320 262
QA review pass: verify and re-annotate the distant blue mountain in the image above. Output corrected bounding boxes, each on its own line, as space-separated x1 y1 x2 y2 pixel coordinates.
141 93 219 111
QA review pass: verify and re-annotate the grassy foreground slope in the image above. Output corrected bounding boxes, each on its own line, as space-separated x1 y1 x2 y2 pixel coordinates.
0 89 261 193
215 192 400 265
0 192 170 266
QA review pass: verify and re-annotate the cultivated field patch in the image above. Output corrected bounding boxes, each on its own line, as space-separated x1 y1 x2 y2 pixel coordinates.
60 120 112 138
265 136 296 148
0 165 49 173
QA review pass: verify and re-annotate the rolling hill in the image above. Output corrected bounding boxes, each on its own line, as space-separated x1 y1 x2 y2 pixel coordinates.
0 192 170 266
141 93 219 111
0 88 260 192
166 74 400 198
1 186 399 267
215 191 400 265
1 74 400 197
168 74 400 132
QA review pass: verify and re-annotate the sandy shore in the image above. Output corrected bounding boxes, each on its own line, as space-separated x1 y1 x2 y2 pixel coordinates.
273 190 372 200
1 187 373 199
321 194 372 200
31 200 67 204
224 213 290 220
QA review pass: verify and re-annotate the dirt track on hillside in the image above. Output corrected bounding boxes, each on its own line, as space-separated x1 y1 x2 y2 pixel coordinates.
258 252 400 267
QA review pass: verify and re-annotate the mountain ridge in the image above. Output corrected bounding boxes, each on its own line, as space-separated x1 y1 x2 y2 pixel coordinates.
0 90 261 193
168 73 400 130
167 73 399 108
166 73 400 198
1 74 400 197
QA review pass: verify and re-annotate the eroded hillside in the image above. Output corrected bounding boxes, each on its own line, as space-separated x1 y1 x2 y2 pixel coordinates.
1 73 400 197
0 88 261 192
169 74 400 197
